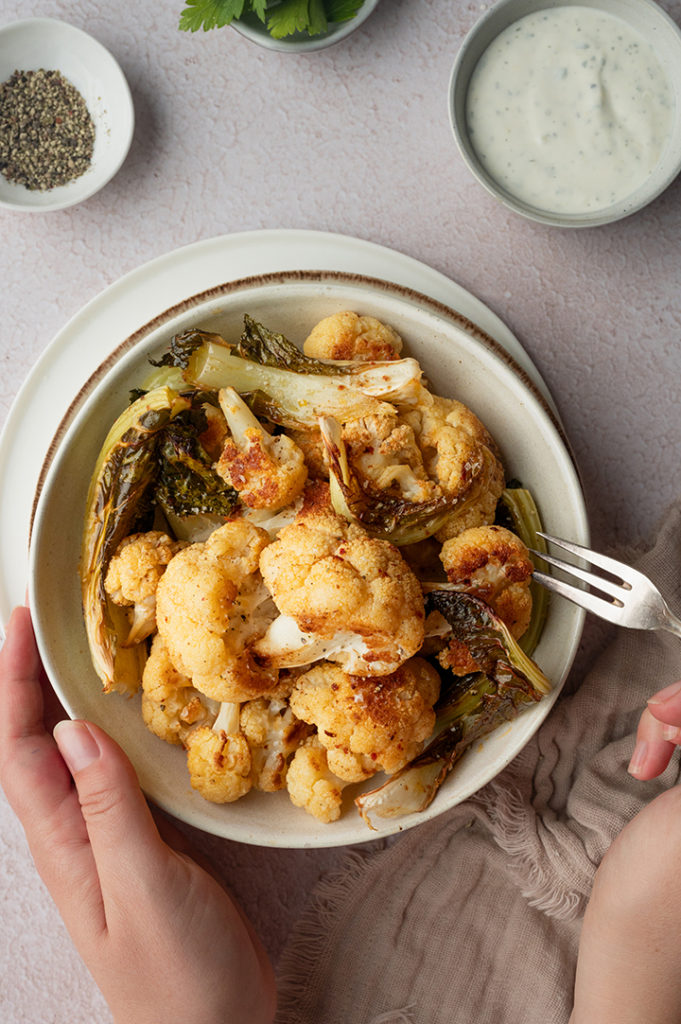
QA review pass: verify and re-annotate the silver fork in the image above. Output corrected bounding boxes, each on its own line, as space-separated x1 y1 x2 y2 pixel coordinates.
529 532 681 640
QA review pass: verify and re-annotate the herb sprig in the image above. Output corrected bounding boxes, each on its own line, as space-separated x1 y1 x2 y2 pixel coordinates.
179 0 364 38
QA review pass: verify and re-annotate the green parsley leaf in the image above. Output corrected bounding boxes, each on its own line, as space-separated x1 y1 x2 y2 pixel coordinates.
179 0 246 32
250 0 268 20
178 0 364 37
325 0 364 21
266 0 327 38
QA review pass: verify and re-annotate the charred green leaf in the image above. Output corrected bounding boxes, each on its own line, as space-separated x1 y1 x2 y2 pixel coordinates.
150 328 227 370
236 314 349 376
155 419 238 518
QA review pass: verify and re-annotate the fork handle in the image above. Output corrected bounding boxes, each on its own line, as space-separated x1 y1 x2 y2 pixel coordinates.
662 606 681 641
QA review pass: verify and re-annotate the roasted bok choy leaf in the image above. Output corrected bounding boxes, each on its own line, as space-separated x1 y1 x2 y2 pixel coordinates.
181 316 424 429
81 387 190 695
80 386 238 694
156 418 238 519
236 314 354 374
355 592 551 828
319 415 453 545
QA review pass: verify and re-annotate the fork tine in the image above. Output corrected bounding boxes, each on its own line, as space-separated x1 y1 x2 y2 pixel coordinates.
537 532 636 585
528 548 626 604
531 570 625 624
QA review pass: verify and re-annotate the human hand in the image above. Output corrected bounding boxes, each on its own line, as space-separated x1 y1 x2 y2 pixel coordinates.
627 678 681 781
0 606 276 1024
570 780 681 1024
570 679 681 1022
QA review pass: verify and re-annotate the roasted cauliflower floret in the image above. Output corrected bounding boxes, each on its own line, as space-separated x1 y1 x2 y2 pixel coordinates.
254 483 426 676
185 726 252 804
155 520 279 702
304 311 403 363
289 658 441 782
435 525 534 676
240 697 313 791
215 386 307 510
342 412 437 503
401 396 505 540
440 525 533 637
286 737 346 823
104 531 185 645
286 425 328 480
141 634 215 745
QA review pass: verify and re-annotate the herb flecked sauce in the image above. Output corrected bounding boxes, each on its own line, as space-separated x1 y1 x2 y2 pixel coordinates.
465 6 674 214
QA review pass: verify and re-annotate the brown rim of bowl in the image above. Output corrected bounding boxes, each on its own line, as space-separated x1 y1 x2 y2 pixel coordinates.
29 268 577 535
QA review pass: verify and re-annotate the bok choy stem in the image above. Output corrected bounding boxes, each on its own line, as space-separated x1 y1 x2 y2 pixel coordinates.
500 486 549 656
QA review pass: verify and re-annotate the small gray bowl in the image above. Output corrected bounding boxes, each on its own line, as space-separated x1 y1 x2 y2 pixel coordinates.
233 0 381 52
449 0 681 227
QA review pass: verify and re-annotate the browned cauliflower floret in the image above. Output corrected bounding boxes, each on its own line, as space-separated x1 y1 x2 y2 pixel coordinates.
155 520 279 702
289 658 441 781
104 531 185 645
436 525 534 676
141 634 215 745
240 697 313 791
286 737 346 823
304 311 403 362
215 387 307 510
401 396 505 540
341 412 437 503
254 483 425 676
285 425 328 480
440 525 533 637
185 725 252 804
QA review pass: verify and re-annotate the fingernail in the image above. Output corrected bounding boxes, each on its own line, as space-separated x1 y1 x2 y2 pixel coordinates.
648 680 681 706
54 721 101 774
663 725 681 743
628 740 649 777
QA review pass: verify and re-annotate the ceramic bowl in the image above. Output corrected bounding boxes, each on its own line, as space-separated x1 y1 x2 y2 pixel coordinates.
233 0 381 52
0 18 134 212
29 271 588 848
448 0 681 227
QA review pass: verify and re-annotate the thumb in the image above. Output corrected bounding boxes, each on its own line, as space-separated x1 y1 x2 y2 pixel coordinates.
53 720 169 892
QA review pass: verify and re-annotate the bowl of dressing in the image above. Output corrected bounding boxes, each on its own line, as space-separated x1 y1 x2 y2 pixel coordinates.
449 0 681 227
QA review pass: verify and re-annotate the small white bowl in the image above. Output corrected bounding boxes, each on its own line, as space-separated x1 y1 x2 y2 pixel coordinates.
449 0 681 227
0 18 134 212
233 0 381 52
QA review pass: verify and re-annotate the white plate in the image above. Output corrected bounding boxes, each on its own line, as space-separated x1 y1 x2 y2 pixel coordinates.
0 229 558 627
27 266 588 849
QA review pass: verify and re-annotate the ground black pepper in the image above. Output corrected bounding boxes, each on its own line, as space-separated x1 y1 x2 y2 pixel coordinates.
0 68 95 191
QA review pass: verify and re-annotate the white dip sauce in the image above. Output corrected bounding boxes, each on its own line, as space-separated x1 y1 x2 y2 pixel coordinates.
465 6 674 214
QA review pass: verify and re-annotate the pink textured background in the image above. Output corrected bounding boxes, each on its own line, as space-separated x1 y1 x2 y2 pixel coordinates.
1 0 680 1020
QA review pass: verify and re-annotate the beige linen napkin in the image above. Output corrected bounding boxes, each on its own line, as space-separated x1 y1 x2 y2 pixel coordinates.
275 502 681 1024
